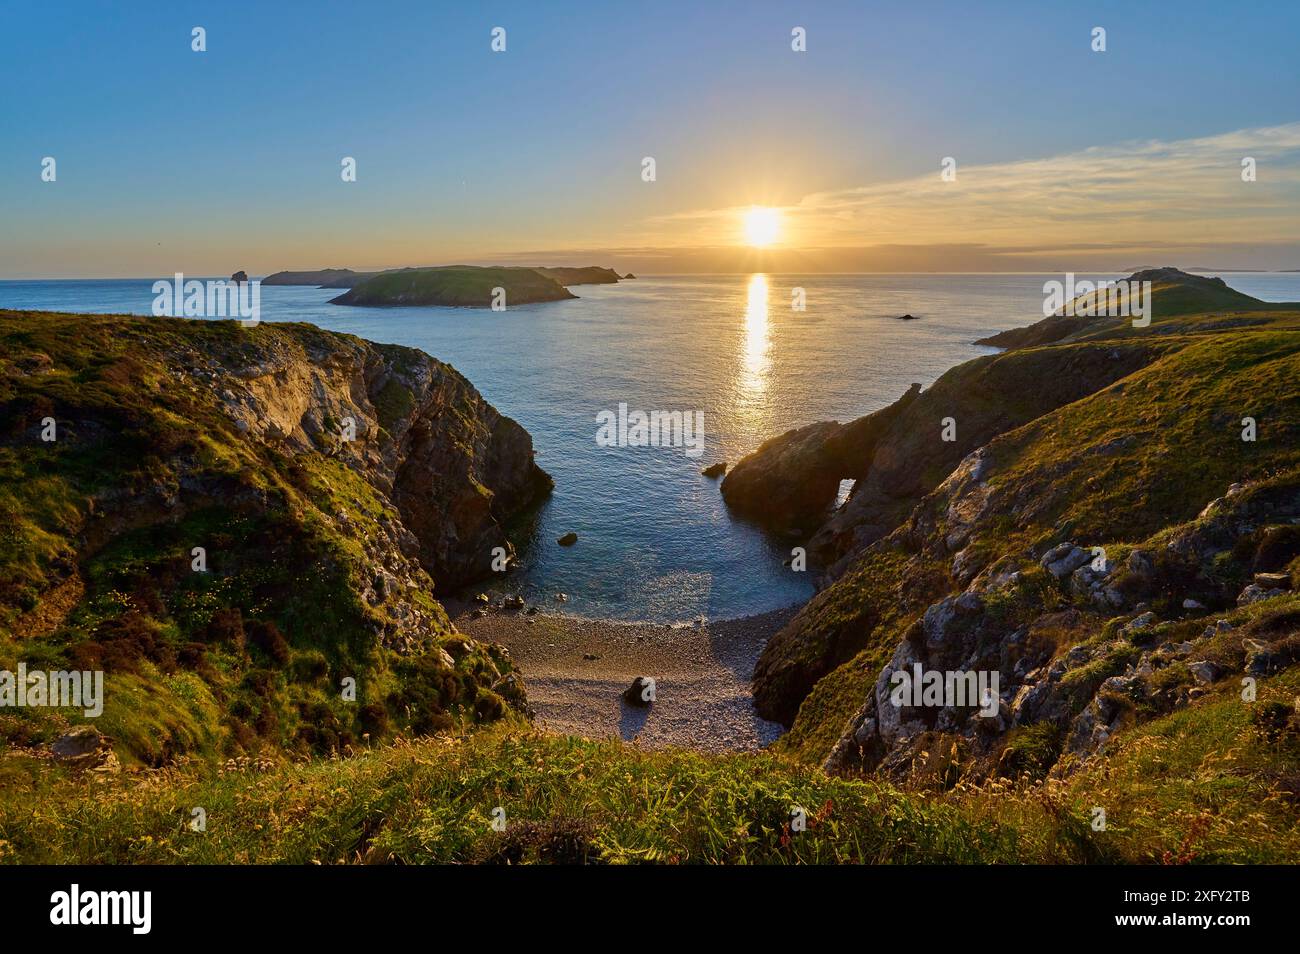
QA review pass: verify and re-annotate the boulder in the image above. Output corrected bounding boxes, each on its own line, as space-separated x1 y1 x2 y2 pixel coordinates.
1187 660 1220 685
1238 583 1282 606
701 462 727 478
622 676 655 707
1041 543 1090 579
51 724 102 759
1243 638 1279 676
1121 611 1157 636
51 725 120 774
557 532 578 546
1254 571 1292 589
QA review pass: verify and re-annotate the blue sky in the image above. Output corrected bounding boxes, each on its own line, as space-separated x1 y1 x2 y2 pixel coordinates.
2 0 1298 275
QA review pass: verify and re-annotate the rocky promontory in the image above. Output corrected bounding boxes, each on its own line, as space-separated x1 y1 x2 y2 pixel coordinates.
731 268 1300 788
0 308 551 762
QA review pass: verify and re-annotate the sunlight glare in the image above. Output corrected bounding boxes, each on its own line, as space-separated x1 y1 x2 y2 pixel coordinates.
743 207 780 247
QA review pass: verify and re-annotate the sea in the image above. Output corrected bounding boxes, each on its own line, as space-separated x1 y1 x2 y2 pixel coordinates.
3 271 1297 622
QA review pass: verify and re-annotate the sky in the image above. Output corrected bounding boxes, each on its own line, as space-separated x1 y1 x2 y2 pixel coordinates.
2 0 1298 277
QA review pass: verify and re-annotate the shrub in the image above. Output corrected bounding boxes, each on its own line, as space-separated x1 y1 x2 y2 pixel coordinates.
247 620 290 666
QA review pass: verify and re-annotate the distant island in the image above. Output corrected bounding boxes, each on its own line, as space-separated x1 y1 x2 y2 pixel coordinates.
261 267 362 287
263 264 626 307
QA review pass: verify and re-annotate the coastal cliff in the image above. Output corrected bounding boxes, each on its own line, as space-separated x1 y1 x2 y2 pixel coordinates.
0 310 550 763
727 270 1300 797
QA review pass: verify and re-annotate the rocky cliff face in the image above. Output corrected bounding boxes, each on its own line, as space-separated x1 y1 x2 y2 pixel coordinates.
213 329 552 588
739 271 1300 788
0 310 549 763
824 458 1300 781
721 384 920 535
725 342 1169 585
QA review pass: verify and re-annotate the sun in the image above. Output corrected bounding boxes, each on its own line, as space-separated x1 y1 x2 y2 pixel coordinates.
742 206 781 247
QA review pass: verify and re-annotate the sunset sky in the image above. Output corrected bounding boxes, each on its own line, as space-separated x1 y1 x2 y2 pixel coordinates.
2 0 1298 277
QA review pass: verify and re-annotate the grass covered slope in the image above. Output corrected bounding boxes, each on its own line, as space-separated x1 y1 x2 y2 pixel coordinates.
976 268 1300 350
262 269 362 287
329 266 577 307
755 276 1300 792
4 696 1298 864
0 310 549 766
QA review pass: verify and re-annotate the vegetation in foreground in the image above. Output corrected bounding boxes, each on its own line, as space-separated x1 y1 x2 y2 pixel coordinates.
3 658 1298 865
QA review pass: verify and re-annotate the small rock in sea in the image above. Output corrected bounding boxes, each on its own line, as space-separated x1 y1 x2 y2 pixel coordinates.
895 313 921 321
557 532 578 546
504 594 525 610
701 462 727 478
555 593 568 602
622 676 655 707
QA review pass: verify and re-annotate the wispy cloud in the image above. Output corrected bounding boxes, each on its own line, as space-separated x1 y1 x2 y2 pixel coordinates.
636 123 1300 252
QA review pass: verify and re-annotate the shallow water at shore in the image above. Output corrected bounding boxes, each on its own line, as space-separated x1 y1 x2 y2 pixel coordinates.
4 272 1298 622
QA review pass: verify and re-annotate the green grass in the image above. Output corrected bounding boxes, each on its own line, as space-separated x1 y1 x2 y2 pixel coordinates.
774 327 1300 760
0 728 1040 865
0 310 526 764
4 679 1298 864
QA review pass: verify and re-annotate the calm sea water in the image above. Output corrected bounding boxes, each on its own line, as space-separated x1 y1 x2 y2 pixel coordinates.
3 272 1298 622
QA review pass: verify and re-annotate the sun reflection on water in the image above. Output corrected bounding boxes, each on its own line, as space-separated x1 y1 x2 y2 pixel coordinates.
731 273 774 443
743 273 770 390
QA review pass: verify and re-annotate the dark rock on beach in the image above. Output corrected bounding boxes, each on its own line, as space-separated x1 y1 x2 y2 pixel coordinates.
622 676 655 707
